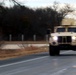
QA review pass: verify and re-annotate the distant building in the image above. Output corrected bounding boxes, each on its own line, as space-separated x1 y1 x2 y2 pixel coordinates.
61 18 76 25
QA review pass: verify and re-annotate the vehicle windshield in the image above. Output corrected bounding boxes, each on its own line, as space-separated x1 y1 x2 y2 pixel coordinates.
56 28 65 32
68 27 76 32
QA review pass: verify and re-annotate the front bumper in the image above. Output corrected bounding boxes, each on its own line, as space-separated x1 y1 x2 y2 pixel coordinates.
51 44 76 50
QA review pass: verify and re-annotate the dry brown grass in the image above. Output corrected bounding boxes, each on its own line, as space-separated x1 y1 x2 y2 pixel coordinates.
0 46 48 60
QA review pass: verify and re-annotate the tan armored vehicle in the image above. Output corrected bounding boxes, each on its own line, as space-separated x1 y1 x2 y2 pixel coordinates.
49 25 76 56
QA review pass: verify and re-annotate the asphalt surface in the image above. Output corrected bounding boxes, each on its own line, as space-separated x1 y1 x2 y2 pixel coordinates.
0 51 76 75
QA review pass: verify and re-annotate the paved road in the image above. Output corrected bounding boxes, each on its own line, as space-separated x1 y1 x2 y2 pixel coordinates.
0 51 76 75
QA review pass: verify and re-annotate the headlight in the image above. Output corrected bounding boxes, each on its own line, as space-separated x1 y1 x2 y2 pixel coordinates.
52 36 58 41
72 36 76 40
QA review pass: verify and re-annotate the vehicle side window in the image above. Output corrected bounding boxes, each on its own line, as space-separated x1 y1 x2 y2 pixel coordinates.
56 28 65 32
68 28 76 32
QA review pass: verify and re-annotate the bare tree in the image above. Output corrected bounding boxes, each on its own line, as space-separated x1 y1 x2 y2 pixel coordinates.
10 0 23 7
52 2 74 25
59 4 74 17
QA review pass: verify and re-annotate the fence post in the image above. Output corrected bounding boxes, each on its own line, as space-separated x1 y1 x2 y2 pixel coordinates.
9 34 12 41
22 34 24 41
33 34 36 41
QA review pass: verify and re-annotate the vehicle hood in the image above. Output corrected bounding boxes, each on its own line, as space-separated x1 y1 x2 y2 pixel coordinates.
51 32 76 36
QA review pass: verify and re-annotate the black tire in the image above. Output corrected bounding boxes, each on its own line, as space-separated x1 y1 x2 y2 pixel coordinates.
49 45 55 56
49 45 60 56
55 50 60 56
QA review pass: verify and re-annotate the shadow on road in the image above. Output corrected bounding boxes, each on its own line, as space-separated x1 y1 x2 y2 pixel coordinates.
60 54 76 56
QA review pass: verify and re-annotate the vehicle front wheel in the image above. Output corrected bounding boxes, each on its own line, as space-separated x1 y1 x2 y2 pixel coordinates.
49 45 60 56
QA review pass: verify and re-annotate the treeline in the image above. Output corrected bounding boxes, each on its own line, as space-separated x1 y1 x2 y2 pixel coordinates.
0 2 74 40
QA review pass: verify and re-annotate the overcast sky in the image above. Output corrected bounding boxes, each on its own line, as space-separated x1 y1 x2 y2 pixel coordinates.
0 0 76 8
18 0 76 8
23 0 76 7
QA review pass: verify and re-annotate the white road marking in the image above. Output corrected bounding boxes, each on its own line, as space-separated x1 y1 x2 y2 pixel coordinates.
0 56 48 68
50 68 67 75
0 51 71 68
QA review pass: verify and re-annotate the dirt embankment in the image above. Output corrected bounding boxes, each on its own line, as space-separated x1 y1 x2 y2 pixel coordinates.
0 46 48 60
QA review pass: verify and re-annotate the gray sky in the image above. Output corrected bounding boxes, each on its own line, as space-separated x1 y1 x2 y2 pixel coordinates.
18 0 76 8
0 0 76 8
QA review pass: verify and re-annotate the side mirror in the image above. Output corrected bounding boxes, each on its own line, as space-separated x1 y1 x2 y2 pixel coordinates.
47 29 51 34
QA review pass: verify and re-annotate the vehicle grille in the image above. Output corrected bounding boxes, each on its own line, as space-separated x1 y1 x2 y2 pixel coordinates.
58 36 71 43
